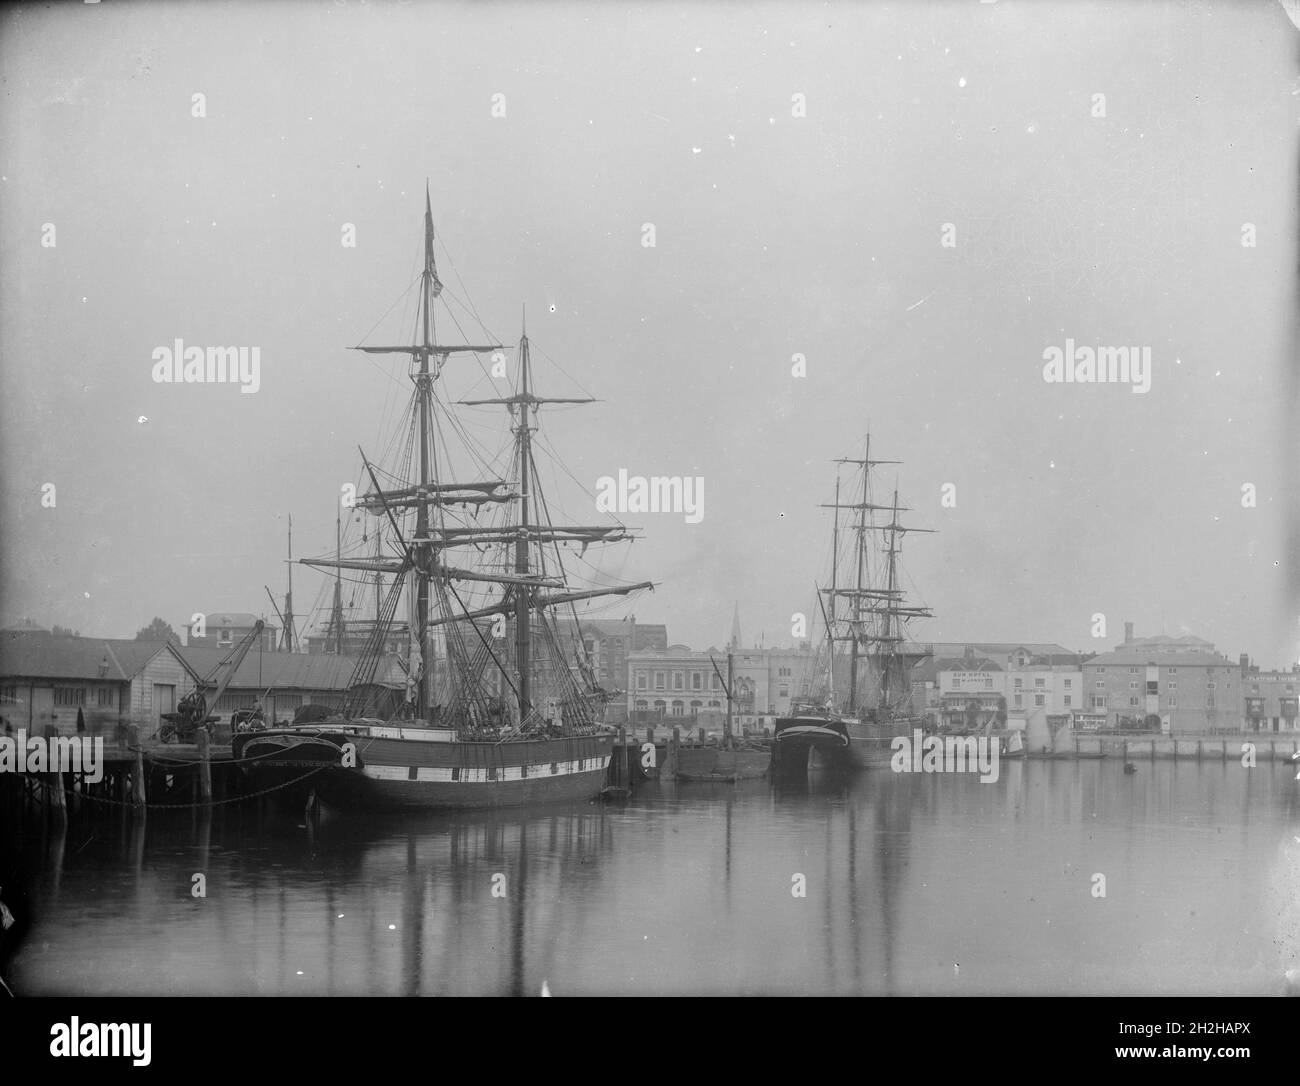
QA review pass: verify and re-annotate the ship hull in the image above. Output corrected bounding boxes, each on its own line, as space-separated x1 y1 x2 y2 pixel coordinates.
234 725 614 811
773 714 918 772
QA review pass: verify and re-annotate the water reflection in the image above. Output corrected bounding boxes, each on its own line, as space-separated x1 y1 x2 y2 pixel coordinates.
5 759 1299 995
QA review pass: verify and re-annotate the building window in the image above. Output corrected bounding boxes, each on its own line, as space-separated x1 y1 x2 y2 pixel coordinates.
778 685 789 698
219 629 232 645
983 676 992 689
1168 697 1177 708
654 672 665 690
637 672 648 690
1168 668 1177 674
1129 697 1138 707
1094 681 1104 689
1035 678 1045 688
672 672 684 690
1091 695 1107 709
97 687 115 708
1168 681 1177 689
691 672 702 690
1129 667 1139 674
670 701 684 716
1129 681 1137 689
1035 694 1045 706
1064 679 1072 688
1014 694 1022 707
634 700 648 710
1064 696 1072 707
53 687 86 707
1014 679 1022 689
1097 668 1105 674
1206 681 1216 690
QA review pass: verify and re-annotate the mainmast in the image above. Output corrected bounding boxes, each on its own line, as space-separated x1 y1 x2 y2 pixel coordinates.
283 514 294 652
514 326 534 719
332 508 344 654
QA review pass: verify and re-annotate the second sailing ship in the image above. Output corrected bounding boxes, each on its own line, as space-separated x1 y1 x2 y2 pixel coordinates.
773 437 934 772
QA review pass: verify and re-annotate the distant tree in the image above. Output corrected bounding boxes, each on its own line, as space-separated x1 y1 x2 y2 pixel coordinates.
135 617 180 644
51 624 80 637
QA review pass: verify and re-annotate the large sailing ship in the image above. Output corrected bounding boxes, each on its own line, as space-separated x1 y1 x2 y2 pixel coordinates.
234 190 653 809
773 438 934 772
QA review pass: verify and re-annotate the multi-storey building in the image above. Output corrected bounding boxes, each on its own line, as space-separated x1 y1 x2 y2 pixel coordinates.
1239 657 1300 733
185 611 278 652
626 636 818 729
1081 628 1240 733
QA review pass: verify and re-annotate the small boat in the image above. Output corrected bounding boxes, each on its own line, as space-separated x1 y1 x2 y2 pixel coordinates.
672 652 771 782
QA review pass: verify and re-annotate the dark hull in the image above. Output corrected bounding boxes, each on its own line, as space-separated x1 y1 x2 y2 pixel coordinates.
773 713 917 772
234 726 614 811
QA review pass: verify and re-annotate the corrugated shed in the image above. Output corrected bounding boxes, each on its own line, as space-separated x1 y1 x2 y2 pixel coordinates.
175 647 363 691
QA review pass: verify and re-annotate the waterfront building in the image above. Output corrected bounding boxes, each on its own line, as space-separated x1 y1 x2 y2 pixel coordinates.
626 636 817 731
557 616 667 723
924 641 1076 670
175 645 393 723
0 629 199 735
1239 656 1300 733
1081 626 1240 733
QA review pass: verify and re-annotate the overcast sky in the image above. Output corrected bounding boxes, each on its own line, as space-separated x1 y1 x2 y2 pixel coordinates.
1 0 1297 666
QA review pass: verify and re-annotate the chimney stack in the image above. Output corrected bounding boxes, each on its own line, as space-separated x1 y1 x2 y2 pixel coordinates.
1124 621 1134 644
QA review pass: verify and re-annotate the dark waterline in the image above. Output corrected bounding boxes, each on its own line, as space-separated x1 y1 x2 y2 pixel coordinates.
5 759 1300 996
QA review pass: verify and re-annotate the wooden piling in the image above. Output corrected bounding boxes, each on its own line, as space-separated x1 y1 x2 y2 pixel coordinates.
43 725 67 823
617 728 627 788
129 724 146 813
697 727 705 746
197 729 212 802
663 727 679 781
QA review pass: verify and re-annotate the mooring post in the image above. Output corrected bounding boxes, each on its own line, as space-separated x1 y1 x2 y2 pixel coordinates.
664 727 679 781
43 724 67 823
697 727 705 747
617 728 627 787
197 729 212 802
129 724 146 814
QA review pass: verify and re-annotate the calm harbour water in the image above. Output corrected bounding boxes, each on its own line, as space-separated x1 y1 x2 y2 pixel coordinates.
5 758 1300 996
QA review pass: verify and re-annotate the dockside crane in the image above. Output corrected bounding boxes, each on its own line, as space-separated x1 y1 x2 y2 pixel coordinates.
160 620 265 743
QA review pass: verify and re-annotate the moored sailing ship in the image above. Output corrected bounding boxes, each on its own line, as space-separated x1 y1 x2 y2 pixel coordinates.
234 190 653 809
773 438 934 772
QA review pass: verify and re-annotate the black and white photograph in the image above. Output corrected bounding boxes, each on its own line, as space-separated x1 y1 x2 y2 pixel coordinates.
1 0 1298 1043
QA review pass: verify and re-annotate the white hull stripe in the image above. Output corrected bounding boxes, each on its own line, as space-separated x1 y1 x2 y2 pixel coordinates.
360 755 611 784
